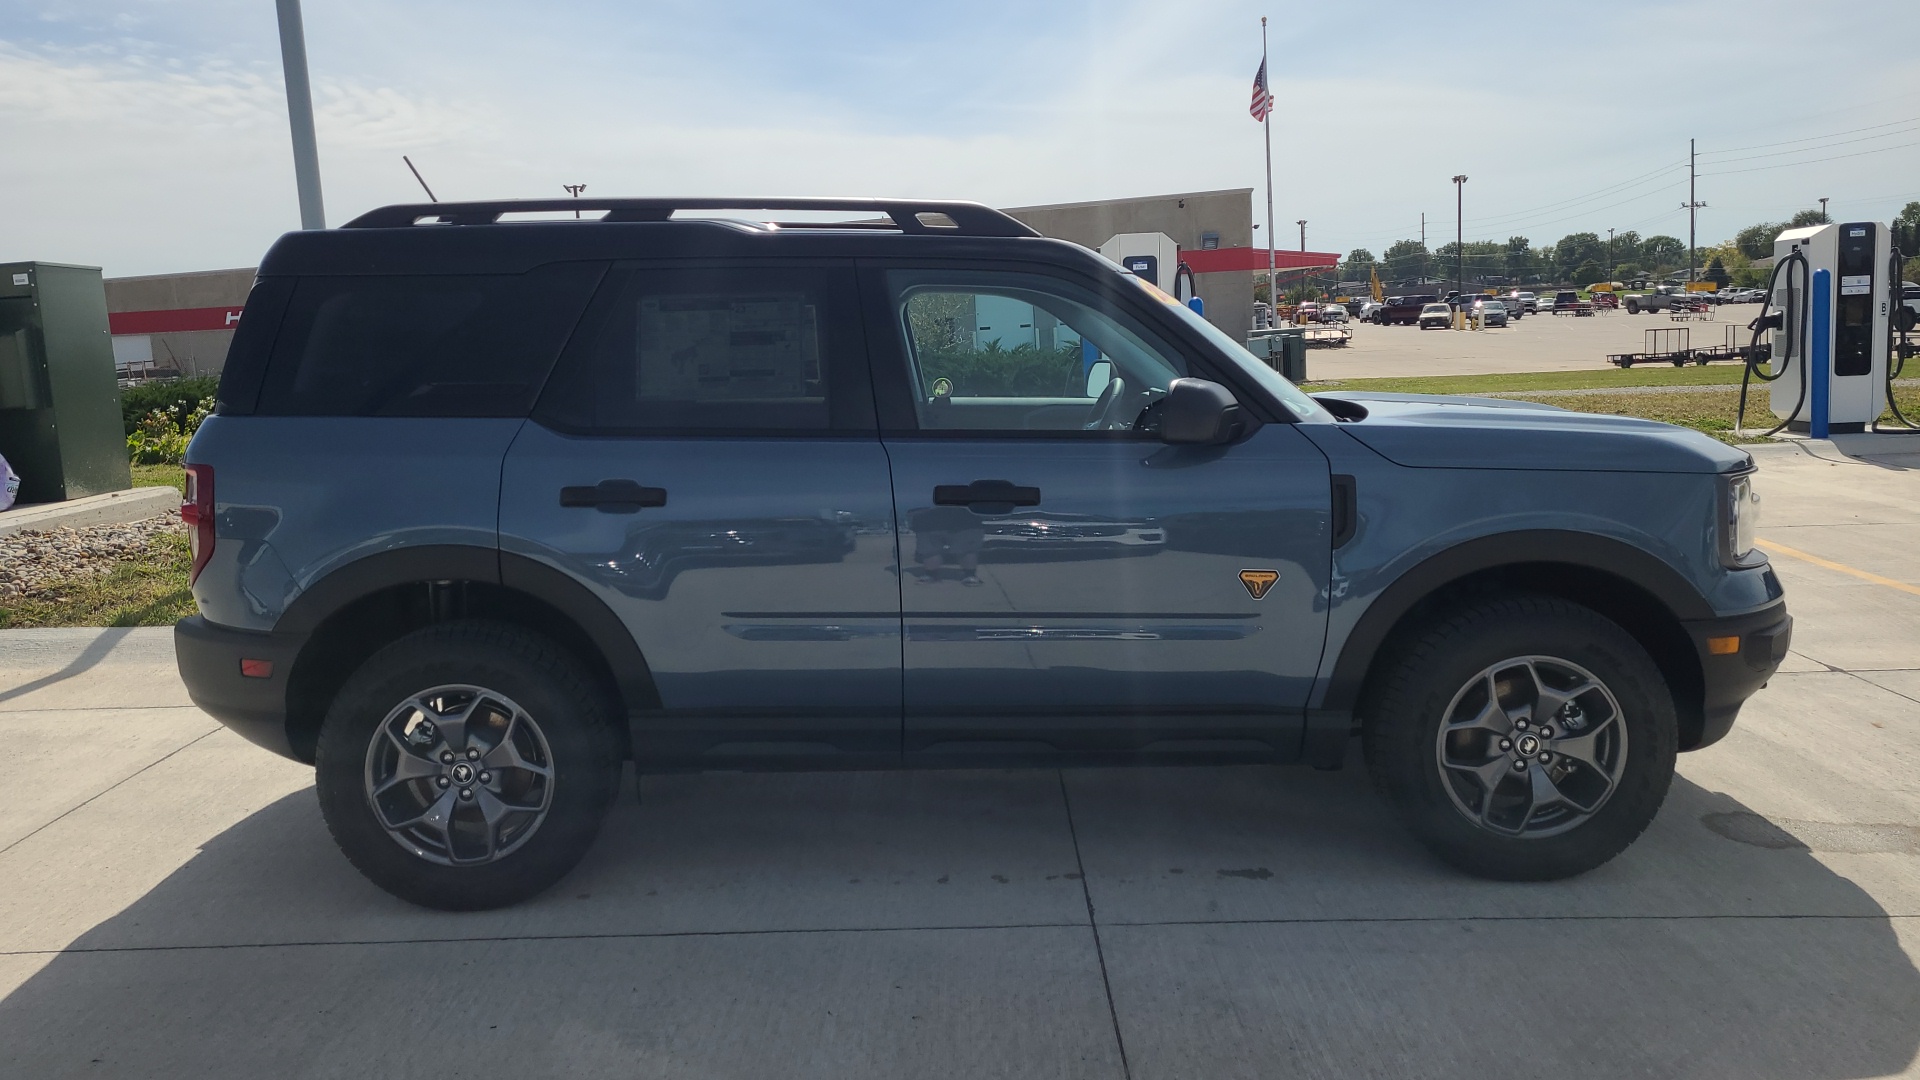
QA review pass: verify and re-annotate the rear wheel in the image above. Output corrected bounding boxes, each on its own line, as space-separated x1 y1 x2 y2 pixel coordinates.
315 621 623 909
1362 595 1677 880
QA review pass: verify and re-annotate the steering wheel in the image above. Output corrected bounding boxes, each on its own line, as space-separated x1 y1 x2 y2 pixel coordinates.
1084 376 1129 431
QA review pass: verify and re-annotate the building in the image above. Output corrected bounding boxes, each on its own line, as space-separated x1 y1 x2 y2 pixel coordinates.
100 190 1339 378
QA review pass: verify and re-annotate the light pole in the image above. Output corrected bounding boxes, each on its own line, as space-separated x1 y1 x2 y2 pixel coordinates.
1451 175 1467 296
275 0 325 229
1819 197 1829 222
564 183 587 218
1296 219 1307 252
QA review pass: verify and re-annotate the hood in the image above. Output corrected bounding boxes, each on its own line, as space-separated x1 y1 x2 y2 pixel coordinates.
1311 392 1750 474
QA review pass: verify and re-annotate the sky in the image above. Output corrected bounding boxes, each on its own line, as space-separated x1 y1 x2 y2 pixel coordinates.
4 0 1918 277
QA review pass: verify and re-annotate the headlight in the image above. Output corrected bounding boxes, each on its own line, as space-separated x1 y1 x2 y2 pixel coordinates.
1724 471 1760 564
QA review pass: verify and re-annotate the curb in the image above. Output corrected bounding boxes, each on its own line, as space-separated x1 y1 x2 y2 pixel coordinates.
0 487 180 538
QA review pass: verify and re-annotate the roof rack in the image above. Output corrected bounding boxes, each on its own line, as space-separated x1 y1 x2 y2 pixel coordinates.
339 197 1041 237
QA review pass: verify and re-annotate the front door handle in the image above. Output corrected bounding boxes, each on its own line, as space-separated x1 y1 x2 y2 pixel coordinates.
560 479 668 513
933 479 1041 514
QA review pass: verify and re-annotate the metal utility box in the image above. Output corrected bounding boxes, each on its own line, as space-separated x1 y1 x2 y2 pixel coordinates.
1245 326 1307 382
0 262 131 503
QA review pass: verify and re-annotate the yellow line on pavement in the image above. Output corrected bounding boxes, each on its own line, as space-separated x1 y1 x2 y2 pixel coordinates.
1756 539 1920 598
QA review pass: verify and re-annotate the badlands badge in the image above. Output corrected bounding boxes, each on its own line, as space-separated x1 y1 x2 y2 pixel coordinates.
1238 569 1279 600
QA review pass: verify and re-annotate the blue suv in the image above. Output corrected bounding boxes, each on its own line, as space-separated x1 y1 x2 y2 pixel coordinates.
175 198 1790 909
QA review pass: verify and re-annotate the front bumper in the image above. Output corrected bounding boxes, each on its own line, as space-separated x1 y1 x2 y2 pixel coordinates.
175 615 308 761
1680 598 1792 750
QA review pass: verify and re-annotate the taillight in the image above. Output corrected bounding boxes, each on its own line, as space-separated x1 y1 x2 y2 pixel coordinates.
182 463 215 585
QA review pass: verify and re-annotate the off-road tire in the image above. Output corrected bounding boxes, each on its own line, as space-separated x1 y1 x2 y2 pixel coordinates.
315 620 623 910
1361 594 1677 880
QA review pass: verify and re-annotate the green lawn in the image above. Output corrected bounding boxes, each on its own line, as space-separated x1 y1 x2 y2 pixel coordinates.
131 462 187 495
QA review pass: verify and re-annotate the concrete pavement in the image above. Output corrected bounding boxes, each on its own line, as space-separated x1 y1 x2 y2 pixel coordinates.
2 439 1918 1078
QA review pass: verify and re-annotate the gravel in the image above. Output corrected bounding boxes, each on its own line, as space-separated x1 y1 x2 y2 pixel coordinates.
0 514 185 600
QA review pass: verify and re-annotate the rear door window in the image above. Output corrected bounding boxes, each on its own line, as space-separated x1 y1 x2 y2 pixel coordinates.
534 263 873 434
256 262 604 417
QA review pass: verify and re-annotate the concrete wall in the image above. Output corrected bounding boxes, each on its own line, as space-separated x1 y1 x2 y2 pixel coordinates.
104 268 253 377
1002 189 1254 340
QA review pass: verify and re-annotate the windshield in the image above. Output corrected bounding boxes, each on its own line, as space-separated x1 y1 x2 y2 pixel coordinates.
1123 273 1333 422
1422 304 1449 313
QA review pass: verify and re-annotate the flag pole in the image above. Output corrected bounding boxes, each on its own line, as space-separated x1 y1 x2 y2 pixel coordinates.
1261 17 1276 317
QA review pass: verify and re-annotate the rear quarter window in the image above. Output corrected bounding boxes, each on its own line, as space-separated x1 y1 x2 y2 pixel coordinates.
254 263 604 417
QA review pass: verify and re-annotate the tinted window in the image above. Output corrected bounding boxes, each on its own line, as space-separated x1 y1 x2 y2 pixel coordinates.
537 265 867 433
256 263 603 417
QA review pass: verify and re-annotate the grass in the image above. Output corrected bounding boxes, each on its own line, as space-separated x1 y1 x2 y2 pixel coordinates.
1304 363 1772 395
131 462 186 495
0 530 195 629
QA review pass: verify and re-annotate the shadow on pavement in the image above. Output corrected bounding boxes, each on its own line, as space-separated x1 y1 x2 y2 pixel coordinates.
1 766 1915 1079
0 626 133 704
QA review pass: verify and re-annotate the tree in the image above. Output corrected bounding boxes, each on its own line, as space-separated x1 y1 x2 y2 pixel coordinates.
1554 233 1605 280
1894 201 1920 256
1381 239 1430 283
1640 235 1686 273
1736 221 1783 261
1337 248 1376 282
1704 257 1731 289
1609 231 1642 268
1503 236 1534 280
1789 208 1829 228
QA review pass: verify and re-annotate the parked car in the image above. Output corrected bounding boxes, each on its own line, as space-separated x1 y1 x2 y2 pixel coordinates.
1474 299 1510 327
1418 302 1453 329
175 195 1790 909
1624 285 1700 314
1903 282 1920 328
1553 290 1594 316
1356 300 1385 322
1507 290 1538 314
1319 304 1350 324
1296 302 1321 324
1374 294 1440 325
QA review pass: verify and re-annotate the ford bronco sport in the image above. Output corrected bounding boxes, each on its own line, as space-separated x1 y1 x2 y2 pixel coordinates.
175 198 1790 909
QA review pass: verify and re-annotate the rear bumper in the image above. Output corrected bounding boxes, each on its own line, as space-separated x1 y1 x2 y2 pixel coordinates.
1681 598 1792 750
175 615 308 762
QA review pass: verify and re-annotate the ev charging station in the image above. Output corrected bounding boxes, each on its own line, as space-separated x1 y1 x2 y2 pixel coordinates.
1766 222 1894 434
1099 233 1181 293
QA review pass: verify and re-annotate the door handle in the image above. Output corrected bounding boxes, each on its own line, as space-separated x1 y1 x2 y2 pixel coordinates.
933 479 1041 513
560 479 668 513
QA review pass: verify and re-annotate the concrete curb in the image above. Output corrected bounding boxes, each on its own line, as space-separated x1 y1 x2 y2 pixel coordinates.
0 487 179 538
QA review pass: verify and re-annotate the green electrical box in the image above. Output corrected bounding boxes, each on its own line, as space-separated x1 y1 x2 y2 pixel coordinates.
0 262 131 504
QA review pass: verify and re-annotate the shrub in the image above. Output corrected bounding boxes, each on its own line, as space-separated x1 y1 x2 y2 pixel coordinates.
120 376 218 436
127 396 211 465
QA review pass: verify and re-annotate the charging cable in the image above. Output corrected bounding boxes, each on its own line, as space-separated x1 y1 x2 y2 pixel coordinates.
1874 244 1918 433
1736 248 1810 437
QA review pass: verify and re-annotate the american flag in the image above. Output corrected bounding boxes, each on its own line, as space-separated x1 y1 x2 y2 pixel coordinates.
1249 58 1274 121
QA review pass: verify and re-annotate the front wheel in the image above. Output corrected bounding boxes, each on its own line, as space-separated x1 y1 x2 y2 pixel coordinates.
315 621 624 909
1362 595 1677 880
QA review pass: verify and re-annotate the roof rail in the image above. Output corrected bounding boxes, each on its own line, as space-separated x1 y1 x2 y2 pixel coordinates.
339 197 1041 237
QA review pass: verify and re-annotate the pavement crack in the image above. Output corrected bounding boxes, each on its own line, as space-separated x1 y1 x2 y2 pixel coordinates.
0 727 219 857
1057 769 1132 1080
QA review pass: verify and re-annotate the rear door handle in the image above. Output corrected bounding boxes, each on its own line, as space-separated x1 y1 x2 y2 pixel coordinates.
560 479 668 513
933 479 1041 513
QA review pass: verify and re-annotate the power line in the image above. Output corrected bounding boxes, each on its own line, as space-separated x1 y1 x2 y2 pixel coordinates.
1463 162 1684 228
1702 138 1920 176
1698 114 1920 157
1702 123 1920 165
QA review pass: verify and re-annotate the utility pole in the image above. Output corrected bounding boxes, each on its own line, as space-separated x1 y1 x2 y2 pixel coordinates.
1452 175 1467 296
274 0 325 229
1607 227 1615 275
1819 196 1830 222
1682 138 1707 283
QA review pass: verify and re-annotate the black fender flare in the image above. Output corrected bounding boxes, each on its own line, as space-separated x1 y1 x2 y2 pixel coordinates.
1319 529 1712 716
276 544 659 713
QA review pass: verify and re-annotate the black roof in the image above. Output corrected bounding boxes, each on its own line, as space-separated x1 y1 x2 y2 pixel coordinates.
259 197 1089 276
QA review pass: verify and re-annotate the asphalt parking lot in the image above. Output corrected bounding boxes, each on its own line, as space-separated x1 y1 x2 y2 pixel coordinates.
1303 303 1767 380
3 435 1918 1078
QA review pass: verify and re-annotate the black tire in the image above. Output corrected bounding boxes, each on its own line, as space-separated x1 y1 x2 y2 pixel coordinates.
1361 594 1677 881
315 621 624 910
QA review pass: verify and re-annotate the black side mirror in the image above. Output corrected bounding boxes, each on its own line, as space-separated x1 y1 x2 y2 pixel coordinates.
1158 378 1242 445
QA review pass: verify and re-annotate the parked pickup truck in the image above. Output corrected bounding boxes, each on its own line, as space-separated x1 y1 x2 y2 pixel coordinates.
1624 285 1706 315
1371 294 1440 325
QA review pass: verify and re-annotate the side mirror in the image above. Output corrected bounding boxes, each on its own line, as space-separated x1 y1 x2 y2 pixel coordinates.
1159 378 1242 445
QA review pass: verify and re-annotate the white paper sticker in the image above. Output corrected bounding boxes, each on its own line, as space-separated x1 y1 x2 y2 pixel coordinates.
10 273 27 286
1841 275 1871 287
1841 284 1871 295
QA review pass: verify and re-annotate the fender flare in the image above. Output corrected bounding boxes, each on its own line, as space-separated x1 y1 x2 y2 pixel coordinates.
276 544 659 713
1319 529 1712 716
